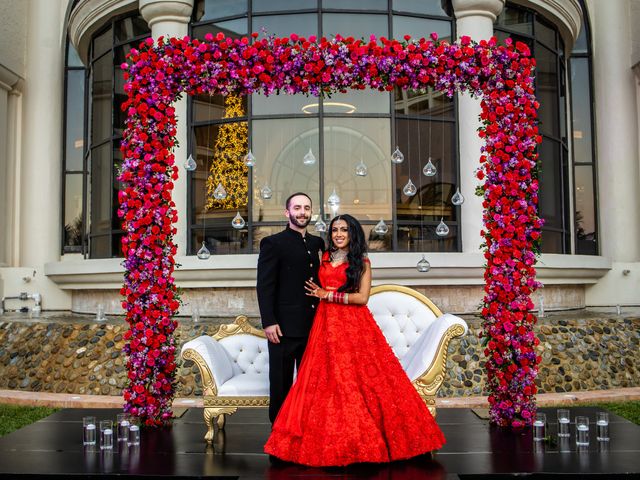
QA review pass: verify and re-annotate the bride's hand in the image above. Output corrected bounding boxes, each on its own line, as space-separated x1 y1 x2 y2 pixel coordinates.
305 279 325 298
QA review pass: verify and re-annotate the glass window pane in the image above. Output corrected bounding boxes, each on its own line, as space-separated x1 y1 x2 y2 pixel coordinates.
570 58 593 163
194 0 247 22
324 118 391 221
540 230 563 254
192 121 249 226
253 0 316 12
253 14 318 39
535 17 556 50
393 0 451 17
394 86 454 119
536 44 559 137
251 118 320 222
538 138 562 230
114 16 149 43
192 18 247 40
195 93 248 122
67 43 84 67
574 165 597 255
114 44 140 136
572 23 588 53
495 6 533 35
392 16 451 43
253 92 316 116
363 222 392 251
323 13 388 40
323 0 386 11
192 225 248 255
395 119 457 223
65 70 85 171
396 224 458 252
90 234 110 258
64 174 84 247
90 143 112 236
112 147 124 231
493 30 533 49
92 27 112 59
112 232 125 257
325 90 389 115
91 54 113 143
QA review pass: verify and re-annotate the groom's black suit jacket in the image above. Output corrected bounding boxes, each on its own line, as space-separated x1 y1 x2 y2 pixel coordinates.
257 225 325 337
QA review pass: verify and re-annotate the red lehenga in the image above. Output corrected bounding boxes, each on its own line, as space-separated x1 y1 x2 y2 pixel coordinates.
264 253 446 467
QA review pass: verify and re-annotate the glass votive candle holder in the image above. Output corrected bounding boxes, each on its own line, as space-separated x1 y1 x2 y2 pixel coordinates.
128 421 141 446
533 412 546 441
83 416 97 445
117 413 130 442
576 416 589 446
100 420 114 450
596 411 610 441
557 409 570 437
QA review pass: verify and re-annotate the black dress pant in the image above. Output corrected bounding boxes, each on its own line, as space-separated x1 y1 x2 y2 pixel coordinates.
268 336 308 423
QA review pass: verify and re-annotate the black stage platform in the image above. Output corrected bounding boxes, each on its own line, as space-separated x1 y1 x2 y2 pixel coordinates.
0 406 639 479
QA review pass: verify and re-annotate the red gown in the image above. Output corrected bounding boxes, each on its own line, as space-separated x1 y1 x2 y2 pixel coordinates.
264 254 446 466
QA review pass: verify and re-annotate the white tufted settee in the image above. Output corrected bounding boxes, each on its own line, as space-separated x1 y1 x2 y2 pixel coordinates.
181 285 468 444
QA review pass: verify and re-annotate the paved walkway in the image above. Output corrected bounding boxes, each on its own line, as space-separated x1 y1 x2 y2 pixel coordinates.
1 387 638 409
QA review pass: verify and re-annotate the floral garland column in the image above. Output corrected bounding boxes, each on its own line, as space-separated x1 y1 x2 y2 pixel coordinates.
139 0 194 256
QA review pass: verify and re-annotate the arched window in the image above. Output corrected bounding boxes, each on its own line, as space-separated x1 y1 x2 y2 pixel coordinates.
188 0 458 254
495 4 570 254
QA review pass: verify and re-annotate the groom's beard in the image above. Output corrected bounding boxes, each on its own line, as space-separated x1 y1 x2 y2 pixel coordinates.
290 214 311 229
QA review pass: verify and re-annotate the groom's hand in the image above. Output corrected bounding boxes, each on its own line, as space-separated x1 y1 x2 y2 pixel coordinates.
265 324 283 344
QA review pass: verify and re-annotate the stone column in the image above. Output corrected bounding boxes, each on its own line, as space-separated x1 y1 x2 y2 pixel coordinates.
591 0 640 262
451 0 505 253
19 0 69 308
139 0 194 256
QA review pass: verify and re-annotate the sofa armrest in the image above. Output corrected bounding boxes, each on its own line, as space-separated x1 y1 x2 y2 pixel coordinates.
401 313 468 382
181 336 235 394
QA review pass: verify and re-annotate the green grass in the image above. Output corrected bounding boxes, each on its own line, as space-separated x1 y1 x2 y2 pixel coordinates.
0 404 59 437
547 401 640 425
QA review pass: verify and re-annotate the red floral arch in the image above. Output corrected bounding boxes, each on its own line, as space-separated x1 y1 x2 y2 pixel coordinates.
119 32 543 428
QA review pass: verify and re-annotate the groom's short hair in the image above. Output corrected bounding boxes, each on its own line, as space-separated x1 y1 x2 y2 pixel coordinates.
285 192 312 210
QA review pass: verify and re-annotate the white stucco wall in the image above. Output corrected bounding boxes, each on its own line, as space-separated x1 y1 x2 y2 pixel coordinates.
0 0 28 78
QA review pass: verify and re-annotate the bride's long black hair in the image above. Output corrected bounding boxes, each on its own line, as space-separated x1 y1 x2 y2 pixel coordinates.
326 214 367 293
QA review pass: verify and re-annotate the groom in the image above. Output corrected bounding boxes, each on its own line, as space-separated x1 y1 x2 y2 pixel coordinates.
257 192 325 423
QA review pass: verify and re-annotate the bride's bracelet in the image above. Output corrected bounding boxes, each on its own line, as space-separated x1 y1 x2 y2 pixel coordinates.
325 291 349 304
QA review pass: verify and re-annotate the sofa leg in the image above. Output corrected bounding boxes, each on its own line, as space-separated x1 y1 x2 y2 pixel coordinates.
423 395 437 419
203 408 216 444
216 414 226 429
203 407 238 443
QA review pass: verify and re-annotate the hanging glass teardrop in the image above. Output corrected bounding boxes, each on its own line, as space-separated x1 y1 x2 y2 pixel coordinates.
436 217 450 236
184 154 197 171
423 157 437 177
243 149 256 167
451 187 465 206
327 189 341 209
391 146 404 164
196 241 211 260
402 179 417 197
213 183 227 200
260 185 273 199
373 219 389 235
355 159 368 177
315 217 327 233
416 255 431 273
231 211 246 229
303 148 316 165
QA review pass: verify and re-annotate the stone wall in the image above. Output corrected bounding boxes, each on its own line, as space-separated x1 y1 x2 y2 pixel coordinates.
0 310 638 397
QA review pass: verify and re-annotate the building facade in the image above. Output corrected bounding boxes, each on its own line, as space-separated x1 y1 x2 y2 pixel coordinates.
0 0 639 316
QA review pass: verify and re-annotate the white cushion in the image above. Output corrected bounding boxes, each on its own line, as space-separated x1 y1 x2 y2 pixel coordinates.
219 334 269 376
181 335 235 386
401 313 469 381
218 373 270 396
367 291 438 359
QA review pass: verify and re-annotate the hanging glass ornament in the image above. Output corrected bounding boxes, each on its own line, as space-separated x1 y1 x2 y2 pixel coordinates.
355 159 368 177
373 219 389 235
402 179 417 197
327 189 341 209
213 183 227 200
436 217 450 237
391 146 405 164
184 154 197 171
416 255 431 273
451 187 465 206
422 157 437 177
243 149 256 167
231 211 246 229
315 217 327 233
196 241 211 260
303 148 316 166
260 185 273 199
